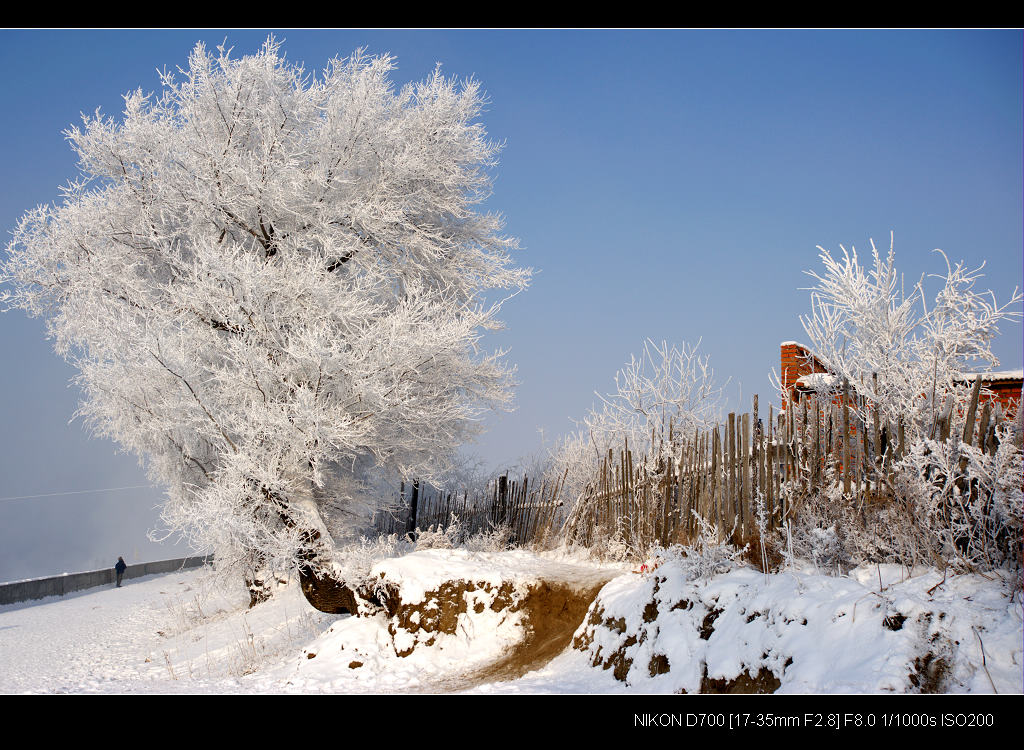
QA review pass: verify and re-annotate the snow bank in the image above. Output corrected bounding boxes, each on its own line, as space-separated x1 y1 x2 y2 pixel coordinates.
266 549 616 692
572 557 1023 694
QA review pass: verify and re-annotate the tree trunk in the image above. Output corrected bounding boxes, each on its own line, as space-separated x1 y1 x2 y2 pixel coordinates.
266 486 381 615
292 524 378 615
243 548 272 608
297 565 361 614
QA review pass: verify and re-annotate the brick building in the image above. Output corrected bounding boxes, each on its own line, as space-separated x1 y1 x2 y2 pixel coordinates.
779 341 1022 418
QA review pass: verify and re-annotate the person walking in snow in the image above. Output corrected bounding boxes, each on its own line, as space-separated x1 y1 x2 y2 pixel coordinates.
115 556 127 587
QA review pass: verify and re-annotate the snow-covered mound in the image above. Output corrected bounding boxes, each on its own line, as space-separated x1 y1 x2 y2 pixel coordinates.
272 549 616 692
571 557 1023 694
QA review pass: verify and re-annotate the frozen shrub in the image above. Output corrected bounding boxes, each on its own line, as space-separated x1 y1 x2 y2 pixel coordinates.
330 534 406 591
464 521 515 553
889 429 1023 572
413 516 465 550
551 339 726 527
676 513 748 581
800 236 1020 441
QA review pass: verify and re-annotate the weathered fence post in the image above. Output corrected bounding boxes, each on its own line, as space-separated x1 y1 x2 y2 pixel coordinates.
842 378 851 495
406 480 420 538
494 474 508 528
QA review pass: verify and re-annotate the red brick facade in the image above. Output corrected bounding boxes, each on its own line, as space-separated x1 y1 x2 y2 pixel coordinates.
982 379 1024 414
779 342 831 403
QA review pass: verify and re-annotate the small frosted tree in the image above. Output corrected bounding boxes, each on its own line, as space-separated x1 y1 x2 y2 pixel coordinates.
0 39 528 611
800 234 1021 441
554 339 725 521
793 235 1022 572
586 338 725 453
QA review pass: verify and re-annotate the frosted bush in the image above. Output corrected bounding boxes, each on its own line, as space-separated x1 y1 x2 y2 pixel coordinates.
800 236 1020 440
551 339 725 525
330 534 406 590
675 513 748 580
890 429 1023 572
464 521 515 553
779 427 1022 575
413 515 465 550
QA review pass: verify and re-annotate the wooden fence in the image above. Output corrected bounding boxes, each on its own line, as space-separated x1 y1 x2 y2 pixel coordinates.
561 381 1018 551
372 472 568 547
373 378 1018 555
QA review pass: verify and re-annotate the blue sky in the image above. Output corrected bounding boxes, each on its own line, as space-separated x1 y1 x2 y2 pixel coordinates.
1 29 1021 581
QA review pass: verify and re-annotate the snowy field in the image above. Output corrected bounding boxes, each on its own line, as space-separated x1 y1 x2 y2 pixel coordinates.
0 557 628 694
1 552 1021 695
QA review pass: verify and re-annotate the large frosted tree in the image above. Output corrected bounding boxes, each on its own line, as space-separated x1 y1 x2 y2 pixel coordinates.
0 39 528 611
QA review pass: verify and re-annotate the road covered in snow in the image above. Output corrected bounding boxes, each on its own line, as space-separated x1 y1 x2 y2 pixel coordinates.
0 569 218 693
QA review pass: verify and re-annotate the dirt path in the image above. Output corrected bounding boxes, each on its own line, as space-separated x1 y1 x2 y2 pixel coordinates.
430 563 617 692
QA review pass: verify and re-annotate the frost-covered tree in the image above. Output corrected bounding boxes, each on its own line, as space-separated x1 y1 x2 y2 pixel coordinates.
552 339 725 509
0 39 528 611
587 338 724 452
799 235 1021 440
788 235 1022 573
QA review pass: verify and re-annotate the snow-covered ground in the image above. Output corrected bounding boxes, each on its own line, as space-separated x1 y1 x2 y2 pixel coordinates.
0 552 627 694
1 551 1020 695
0 568 334 694
572 557 1023 694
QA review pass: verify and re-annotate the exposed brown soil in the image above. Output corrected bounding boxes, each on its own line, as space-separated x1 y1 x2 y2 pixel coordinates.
907 612 951 693
574 603 640 680
456 576 614 688
574 585 788 692
883 613 907 631
381 579 521 656
699 605 722 640
700 666 781 694
740 534 785 572
419 567 616 692
909 652 949 693
648 653 671 677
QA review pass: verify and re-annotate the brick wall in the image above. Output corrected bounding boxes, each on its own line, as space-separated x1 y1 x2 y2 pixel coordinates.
974 378 1022 416
779 342 830 403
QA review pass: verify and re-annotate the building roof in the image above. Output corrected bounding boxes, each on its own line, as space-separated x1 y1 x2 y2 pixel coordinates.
795 373 837 388
961 370 1023 382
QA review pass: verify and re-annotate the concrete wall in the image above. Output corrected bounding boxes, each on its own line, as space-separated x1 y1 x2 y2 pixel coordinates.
0 555 212 606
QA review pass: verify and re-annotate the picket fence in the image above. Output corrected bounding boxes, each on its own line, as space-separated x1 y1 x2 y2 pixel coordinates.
377 378 1018 554
561 379 1017 551
373 473 568 546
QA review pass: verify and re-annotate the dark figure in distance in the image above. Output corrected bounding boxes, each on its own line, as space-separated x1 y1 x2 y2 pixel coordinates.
115 556 127 587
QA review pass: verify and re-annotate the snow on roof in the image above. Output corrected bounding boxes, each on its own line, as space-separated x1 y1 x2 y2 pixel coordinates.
796 370 1022 390
964 370 1023 382
795 373 837 388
